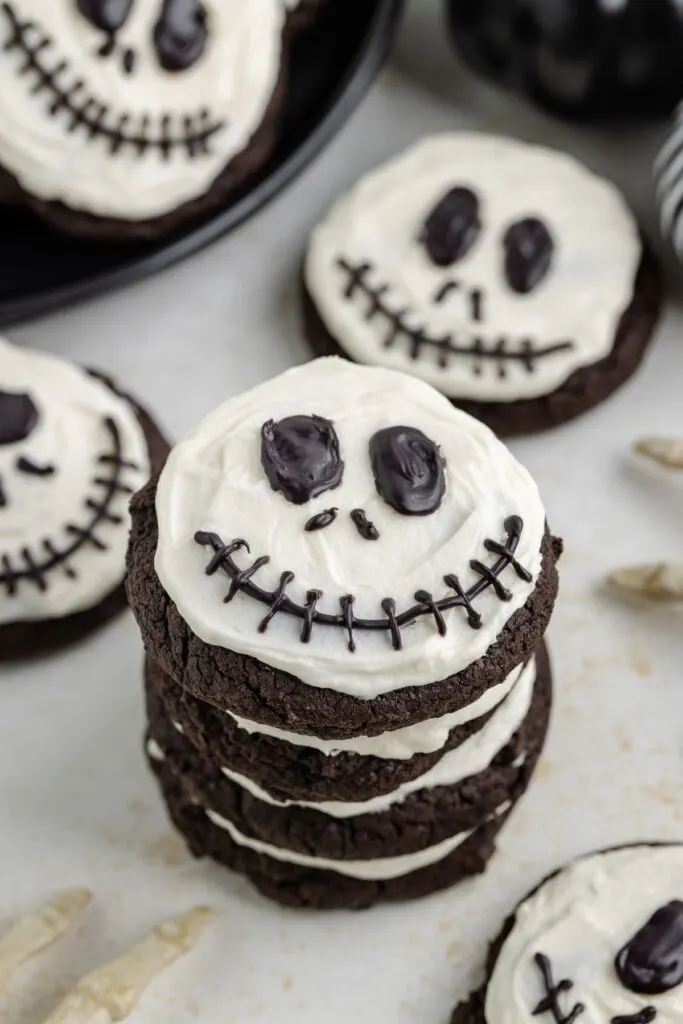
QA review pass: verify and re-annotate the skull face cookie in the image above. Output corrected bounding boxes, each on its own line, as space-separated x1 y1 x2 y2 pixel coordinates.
0 0 286 238
304 134 663 436
0 339 167 658
127 357 560 909
452 844 683 1024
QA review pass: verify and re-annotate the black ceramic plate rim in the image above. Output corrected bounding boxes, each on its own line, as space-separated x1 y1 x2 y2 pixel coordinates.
2 0 404 326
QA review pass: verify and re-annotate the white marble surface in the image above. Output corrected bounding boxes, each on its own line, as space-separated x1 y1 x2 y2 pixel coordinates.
2 3 683 1023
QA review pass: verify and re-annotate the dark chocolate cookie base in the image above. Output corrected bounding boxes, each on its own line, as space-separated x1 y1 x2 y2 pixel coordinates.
0 375 169 662
126 473 561 739
145 644 547 803
7 61 288 243
150 758 517 910
146 642 551 861
303 244 663 437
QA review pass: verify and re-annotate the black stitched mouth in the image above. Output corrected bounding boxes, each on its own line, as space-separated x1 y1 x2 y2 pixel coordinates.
0 416 140 597
194 515 532 653
1 2 225 159
337 258 575 378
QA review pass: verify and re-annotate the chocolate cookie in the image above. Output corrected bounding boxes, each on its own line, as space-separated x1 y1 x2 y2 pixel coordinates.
284 0 330 34
451 843 683 1024
303 134 663 436
0 339 168 660
144 647 546 803
0 0 289 241
127 359 561 738
146 642 550 862
151 762 515 910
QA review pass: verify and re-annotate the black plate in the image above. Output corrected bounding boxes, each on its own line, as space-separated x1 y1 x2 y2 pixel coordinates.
0 0 404 326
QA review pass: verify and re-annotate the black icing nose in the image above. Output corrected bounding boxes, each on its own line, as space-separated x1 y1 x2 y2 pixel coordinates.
0 390 38 446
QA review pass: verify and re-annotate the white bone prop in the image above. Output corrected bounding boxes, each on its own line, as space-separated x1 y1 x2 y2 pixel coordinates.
40 906 216 1024
608 563 683 602
0 889 92 993
608 436 683 601
635 437 683 469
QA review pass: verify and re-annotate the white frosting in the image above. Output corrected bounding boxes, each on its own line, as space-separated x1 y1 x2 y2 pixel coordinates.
204 804 508 881
0 339 150 625
155 358 546 696
0 0 284 220
305 134 641 403
220 657 536 817
487 845 683 1024
224 658 524 759
655 118 683 260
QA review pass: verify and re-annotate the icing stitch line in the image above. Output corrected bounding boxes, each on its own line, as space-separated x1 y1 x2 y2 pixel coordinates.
336 258 575 377
1 3 225 159
194 514 531 652
0 416 139 596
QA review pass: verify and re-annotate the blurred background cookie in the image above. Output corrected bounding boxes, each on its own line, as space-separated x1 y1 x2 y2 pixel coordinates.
0 338 168 660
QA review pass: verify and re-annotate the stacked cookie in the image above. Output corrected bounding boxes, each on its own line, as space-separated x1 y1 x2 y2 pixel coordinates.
127 358 562 910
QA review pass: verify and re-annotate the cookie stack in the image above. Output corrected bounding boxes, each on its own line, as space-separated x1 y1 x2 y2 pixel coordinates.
127 358 562 910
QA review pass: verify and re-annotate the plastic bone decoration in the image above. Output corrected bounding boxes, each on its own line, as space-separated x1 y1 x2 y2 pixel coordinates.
608 438 683 601
0 890 216 1023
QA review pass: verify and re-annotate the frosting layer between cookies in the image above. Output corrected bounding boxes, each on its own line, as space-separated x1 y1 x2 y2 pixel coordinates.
487 845 683 1024
217 657 535 816
305 134 641 403
155 358 546 696
0 340 150 623
222 658 524 759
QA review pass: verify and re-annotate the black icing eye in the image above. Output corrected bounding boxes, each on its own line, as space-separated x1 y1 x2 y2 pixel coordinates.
76 0 135 33
421 187 482 267
615 900 683 995
369 426 445 516
153 0 209 72
503 217 554 294
261 415 344 506
0 390 38 446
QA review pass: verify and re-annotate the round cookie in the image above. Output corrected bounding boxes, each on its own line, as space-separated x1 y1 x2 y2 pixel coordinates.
145 646 550 909
304 134 663 436
0 338 168 659
144 653 535 802
446 0 683 125
0 0 288 240
452 843 683 1024
126 357 561 737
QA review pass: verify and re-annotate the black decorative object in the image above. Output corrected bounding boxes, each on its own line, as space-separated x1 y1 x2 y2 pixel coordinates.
193 514 530 651
261 415 344 505
503 218 554 295
446 0 683 125
421 187 482 267
615 900 683 994
369 426 446 516
0 390 38 446
532 952 585 1024
337 258 574 376
0 417 139 595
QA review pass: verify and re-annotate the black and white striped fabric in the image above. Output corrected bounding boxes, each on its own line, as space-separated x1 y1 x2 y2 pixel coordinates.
655 108 683 260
